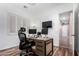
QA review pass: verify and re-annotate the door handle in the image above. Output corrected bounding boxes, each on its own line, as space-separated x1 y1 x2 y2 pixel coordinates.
71 34 76 36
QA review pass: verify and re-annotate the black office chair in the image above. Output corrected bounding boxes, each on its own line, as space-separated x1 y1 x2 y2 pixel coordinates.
18 27 33 56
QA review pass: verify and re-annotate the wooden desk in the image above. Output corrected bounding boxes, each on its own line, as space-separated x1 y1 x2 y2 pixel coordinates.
28 37 53 56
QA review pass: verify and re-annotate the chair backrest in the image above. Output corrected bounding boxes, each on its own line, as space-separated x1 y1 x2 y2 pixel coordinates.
18 32 26 42
18 29 29 50
18 27 28 43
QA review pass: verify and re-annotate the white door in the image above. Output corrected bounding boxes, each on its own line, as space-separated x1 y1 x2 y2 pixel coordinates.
59 11 74 52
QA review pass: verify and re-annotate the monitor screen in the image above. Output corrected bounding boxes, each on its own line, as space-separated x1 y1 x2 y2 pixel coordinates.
41 28 48 34
29 29 37 34
42 21 52 28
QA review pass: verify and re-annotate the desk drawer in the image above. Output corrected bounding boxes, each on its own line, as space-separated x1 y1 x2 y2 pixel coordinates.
36 44 44 48
36 50 44 56
36 46 44 50
36 47 45 56
35 40 44 45
36 47 44 52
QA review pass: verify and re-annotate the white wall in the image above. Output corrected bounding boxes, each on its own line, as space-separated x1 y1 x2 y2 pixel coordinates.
0 4 31 50
73 4 79 53
0 3 73 50
30 4 73 46
0 8 19 50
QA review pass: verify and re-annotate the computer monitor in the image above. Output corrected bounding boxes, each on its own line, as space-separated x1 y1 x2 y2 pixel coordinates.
41 28 48 35
37 32 41 35
42 21 52 28
29 29 37 34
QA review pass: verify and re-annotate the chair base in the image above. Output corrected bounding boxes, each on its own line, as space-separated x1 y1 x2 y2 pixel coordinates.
20 49 33 56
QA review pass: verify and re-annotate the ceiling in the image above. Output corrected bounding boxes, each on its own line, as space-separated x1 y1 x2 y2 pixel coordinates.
0 3 62 15
0 3 61 19
0 3 73 20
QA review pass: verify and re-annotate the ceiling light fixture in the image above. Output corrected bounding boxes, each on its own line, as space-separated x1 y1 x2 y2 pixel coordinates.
24 5 28 8
23 3 36 8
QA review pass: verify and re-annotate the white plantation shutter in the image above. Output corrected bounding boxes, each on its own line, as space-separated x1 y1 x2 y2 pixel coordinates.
8 12 17 34
16 15 23 31
7 12 27 34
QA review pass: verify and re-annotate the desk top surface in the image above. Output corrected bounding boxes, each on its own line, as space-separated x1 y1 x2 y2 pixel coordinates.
27 37 53 41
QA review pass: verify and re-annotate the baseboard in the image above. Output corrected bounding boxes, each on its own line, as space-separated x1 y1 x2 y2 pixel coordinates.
0 46 18 52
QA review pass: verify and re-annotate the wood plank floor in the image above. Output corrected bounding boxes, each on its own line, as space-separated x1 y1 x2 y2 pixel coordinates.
53 47 73 56
0 46 73 56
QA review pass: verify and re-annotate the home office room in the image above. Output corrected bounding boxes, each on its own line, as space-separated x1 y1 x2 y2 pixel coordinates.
0 3 74 56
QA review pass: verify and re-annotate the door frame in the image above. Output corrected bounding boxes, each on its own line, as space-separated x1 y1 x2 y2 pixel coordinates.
59 11 73 49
